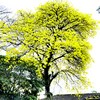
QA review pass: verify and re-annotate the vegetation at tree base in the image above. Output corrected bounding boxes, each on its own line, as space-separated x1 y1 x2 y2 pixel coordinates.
0 1 98 99
0 55 43 100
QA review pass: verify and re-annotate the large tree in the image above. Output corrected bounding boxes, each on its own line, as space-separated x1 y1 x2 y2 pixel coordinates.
0 1 98 98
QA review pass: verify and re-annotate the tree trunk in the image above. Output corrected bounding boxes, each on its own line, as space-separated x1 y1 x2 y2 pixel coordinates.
44 68 53 99
45 84 51 98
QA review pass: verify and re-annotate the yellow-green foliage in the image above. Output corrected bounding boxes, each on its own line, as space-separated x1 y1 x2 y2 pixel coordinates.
0 1 98 93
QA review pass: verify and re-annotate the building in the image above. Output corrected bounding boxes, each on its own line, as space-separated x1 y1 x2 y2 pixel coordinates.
41 93 100 100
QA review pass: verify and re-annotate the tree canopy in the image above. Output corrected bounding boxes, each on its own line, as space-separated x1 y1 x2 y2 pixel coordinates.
0 1 98 99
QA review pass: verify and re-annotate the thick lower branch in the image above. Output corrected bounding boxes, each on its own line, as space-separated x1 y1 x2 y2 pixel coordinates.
50 71 60 84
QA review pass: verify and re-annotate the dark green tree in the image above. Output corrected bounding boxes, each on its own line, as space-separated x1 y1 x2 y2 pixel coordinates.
0 55 43 100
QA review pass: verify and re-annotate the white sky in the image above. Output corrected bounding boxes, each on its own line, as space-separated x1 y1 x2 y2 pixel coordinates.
0 0 100 95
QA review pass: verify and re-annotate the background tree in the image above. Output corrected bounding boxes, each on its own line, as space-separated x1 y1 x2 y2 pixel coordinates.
0 1 98 99
0 5 11 20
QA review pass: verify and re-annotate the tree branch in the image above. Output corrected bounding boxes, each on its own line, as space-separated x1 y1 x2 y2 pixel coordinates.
51 53 66 62
50 71 60 84
58 18 79 31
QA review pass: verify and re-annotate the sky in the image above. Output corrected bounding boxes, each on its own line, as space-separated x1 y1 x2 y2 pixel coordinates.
0 0 100 96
